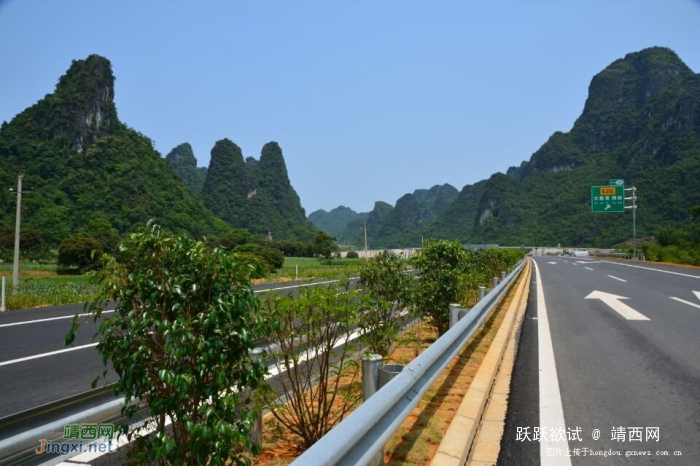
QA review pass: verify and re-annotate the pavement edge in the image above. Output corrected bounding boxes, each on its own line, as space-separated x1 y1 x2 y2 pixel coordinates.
430 259 532 466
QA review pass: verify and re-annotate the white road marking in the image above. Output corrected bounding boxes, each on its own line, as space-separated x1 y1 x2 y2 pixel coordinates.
607 275 627 283
584 291 650 321
0 342 98 367
0 310 115 329
533 259 572 466
585 267 593 271
572 263 578 266
601 261 700 279
577 260 601 264
547 262 557 265
670 297 700 309
694 291 700 301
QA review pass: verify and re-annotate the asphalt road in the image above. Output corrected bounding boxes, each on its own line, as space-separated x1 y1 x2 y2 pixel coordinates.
499 257 700 465
0 276 358 418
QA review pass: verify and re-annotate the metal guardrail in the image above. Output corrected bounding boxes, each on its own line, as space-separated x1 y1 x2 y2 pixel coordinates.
291 258 527 466
0 385 139 466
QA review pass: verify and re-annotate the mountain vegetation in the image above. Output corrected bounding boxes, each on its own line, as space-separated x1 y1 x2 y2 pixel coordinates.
165 143 207 195
324 47 700 249
0 55 231 248
201 140 317 241
308 206 368 239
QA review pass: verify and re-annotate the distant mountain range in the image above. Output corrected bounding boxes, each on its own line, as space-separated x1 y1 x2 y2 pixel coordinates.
310 47 700 248
0 55 317 245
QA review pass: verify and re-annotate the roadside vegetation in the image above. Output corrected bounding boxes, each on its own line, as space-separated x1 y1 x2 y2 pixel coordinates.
635 207 700 266
61 232 526 464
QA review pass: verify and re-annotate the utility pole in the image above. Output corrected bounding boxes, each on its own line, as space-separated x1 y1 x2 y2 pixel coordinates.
364 223 368 260
625 186 637 260
10 175 32 289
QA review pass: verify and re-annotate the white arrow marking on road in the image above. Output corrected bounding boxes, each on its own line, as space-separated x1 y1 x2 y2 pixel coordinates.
585 291 650 321
694 291 700 301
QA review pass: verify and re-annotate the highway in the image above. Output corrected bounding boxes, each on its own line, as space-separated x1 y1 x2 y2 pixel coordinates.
499 257 700 465
0 277 357 419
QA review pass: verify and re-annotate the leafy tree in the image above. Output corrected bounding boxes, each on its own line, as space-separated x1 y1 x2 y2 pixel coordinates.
260 281 364 449
345 250 359 259
359 251 413 355
214 229 254 249
233 243 284 272
314 232 338 264
0 227 46 257
88 217 120 253
57 235 103 271
66 224 272 465
411 239 468 336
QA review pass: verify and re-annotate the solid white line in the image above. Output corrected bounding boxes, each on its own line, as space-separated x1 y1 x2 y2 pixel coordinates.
670 297 700 309
608 275 627 283
601 261 700 279
0 310 114 329
533 259 572 466
585 267 593 271
254 279 339 293
0 342 98 367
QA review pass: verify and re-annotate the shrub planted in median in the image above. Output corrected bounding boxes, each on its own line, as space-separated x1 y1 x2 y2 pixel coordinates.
66 224 273 465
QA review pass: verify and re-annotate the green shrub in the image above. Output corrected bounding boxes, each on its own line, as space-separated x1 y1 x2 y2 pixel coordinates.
233 243 285 271
345 250 360 259
57 235 103 272
66 224 273 465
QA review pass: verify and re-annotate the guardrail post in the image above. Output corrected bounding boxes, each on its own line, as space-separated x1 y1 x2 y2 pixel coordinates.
501 271 506 284
362 353 384 466
449 304 461 329
1 277 5 312
479 286 486 301
251 412 263 449
493 276 499 288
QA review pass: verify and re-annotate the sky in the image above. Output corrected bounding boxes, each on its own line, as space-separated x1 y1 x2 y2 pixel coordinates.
1 1 700 215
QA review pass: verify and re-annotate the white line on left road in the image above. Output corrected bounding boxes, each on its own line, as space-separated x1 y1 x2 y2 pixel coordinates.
608 275 627 282
670 297 700 309
0 343 98 367
533 259 572 466
585 267 593 271
0 311 115 329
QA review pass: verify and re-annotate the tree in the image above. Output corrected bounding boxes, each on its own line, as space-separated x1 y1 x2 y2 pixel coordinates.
411 239 468 336
314 232 337 264
88 217 120 253
358 251 413 355
233 243 284 272
66 224 272 465
57 235 103 271
260 281 364 449
345 250 359 259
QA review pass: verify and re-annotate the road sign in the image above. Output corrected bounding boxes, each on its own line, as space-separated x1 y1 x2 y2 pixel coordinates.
609 179 625 187
591 185 624 213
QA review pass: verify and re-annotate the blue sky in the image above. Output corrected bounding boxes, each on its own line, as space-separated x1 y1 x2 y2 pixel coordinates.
1 1 699 214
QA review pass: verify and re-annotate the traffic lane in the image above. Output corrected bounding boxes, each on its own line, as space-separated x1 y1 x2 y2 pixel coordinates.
0 277 362 361
498 266 540 466
0 348 117 418
0 314 103 362
538 258 700 464
535 257 700 372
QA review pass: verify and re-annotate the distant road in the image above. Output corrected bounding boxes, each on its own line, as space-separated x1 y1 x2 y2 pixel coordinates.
499 257 700 465
0 276 358 418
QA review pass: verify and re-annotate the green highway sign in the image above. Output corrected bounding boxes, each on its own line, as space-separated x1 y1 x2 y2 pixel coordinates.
591 185 624 213
609 179 625 187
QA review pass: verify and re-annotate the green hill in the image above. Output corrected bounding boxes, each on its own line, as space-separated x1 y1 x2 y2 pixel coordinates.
202 140 317 241
338 47 700 248
0 55 231 246
165 143 208 195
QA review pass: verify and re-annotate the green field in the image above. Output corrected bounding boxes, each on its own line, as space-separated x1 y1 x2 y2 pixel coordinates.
271 257 362 280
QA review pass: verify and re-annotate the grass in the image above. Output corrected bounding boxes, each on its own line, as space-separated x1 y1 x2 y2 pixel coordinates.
4 277 101 310
268 257 363 282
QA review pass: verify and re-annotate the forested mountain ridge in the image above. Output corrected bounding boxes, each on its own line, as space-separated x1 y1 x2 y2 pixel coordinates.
0 55 233 245
331 47 700 248
166 143 208 195
202 140 317 241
